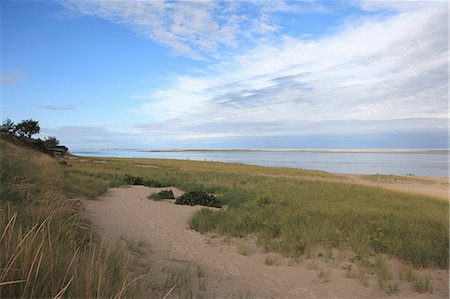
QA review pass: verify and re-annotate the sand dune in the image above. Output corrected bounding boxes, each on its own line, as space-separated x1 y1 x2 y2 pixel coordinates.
82 186 448 298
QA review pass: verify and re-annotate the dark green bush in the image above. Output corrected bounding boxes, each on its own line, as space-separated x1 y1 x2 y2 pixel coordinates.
148 189 175 201
175 191 222 208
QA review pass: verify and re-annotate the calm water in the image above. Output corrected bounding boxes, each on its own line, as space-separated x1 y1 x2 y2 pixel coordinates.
72 150 449 177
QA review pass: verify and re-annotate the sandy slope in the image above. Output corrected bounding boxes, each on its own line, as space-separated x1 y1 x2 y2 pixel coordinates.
81 186 448 298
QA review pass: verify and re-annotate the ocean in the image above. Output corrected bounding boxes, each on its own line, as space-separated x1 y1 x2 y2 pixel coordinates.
71 149 449 177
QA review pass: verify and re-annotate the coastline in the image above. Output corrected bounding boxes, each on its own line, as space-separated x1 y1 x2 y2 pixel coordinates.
140 148 450 154
70 150 449 178
73 148 450 154
70 154 449 199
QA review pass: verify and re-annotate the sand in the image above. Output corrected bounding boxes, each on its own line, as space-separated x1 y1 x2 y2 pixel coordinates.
81 186 448 298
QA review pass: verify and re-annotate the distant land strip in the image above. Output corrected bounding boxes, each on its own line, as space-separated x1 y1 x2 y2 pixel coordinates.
73 148 450 154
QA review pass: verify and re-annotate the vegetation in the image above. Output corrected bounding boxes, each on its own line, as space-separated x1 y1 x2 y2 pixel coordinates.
318 268 330 283
123 175 169 188
59 156 448 269
264 254 279 266
0 119 66 156
148 190 175 201
374 256 399 295
175 191 222 208
401 266 434 293
0 118 16 134
14 119 40 138
362 174 435 184
236 243 251 256
412 272 433 293
1 118 40 139
0 136 138 298
1 134 447 296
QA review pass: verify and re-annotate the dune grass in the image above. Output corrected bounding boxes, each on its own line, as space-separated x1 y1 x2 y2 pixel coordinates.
61 155 448 270
0 138 140 298
361 174 436 184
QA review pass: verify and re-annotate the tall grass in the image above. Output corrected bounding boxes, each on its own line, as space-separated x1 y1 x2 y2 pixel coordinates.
0 137 137 298
64 155 449 269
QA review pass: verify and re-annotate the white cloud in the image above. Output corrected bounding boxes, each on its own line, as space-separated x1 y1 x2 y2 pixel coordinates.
62 0 309 59
37 105 77 110
135 3 448 142
61 1 447 145
356 0 447 12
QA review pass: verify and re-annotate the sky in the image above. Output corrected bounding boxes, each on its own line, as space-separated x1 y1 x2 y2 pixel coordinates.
1 0 448 149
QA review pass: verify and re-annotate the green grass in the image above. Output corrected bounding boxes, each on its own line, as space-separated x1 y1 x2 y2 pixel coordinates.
412 272 433 293
401 267 433 293
57 154 448 269
373 256 400 294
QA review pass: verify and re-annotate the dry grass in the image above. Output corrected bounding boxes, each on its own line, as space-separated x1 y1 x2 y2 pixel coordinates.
361 174 435 184
0 137 140 298
373 256 399 295
264 254 279 266
236 243 252 256
318 268 330 283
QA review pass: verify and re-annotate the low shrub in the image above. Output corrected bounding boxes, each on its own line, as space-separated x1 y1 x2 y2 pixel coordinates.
148 190 175 201
175 191 222 208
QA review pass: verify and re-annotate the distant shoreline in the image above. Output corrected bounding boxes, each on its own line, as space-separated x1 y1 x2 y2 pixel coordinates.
73 148 449 154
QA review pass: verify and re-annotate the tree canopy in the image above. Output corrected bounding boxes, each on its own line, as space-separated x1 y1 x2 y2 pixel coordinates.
0 119 16 134
14 119 40 139
1 118 65 155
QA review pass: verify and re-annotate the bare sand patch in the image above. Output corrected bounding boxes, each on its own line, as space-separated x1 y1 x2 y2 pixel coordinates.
82 186 448 298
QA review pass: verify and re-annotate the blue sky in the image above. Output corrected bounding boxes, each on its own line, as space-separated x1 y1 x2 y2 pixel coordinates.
1 0 448 149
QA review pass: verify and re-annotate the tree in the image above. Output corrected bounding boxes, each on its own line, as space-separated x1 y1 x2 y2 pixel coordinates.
0 119 16 135
43 136 60 148
15 119 40 139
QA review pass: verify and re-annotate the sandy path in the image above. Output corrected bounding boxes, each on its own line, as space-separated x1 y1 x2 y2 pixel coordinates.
82 186 447 298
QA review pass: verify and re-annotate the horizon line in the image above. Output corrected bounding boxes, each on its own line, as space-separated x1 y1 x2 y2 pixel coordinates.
70 147 450 154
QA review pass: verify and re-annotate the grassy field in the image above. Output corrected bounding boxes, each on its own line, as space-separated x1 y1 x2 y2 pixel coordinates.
63 155 448 269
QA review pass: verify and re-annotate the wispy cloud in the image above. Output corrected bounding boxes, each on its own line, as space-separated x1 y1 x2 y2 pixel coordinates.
133 2 447 142
0 70 24 85
61 0 324 59
37 105 77 110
